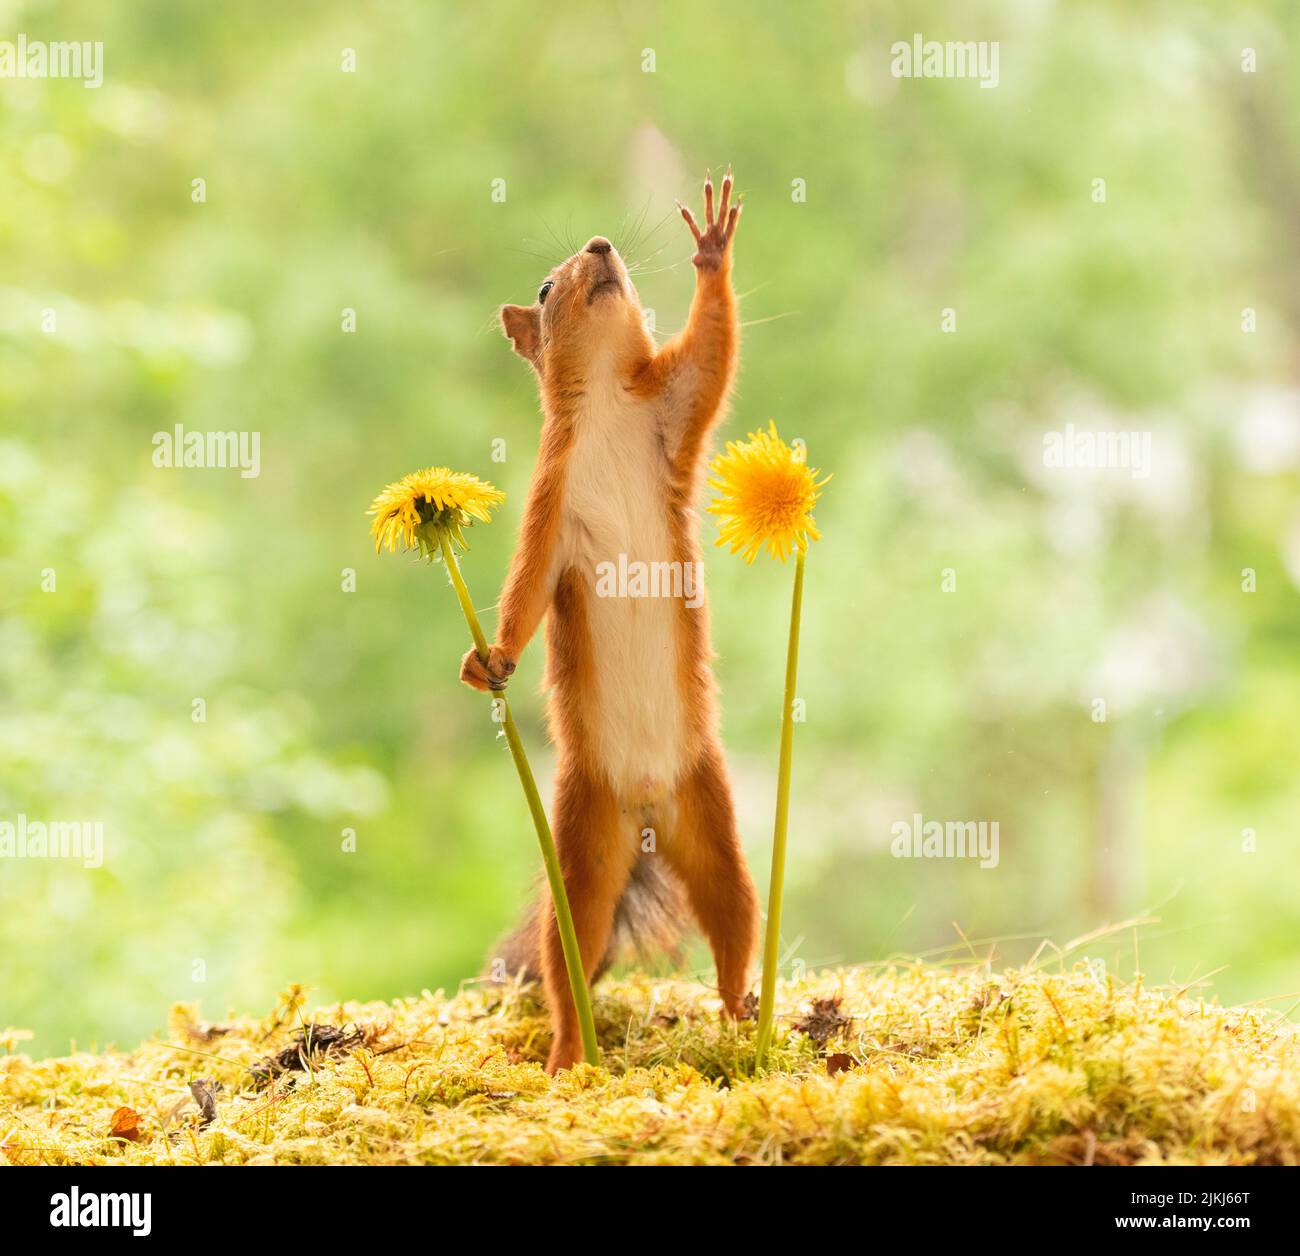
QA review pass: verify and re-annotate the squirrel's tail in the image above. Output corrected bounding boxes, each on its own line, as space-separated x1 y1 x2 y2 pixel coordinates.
489 857 686 984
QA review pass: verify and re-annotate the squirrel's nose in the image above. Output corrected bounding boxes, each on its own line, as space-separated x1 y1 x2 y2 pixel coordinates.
585 237 612 255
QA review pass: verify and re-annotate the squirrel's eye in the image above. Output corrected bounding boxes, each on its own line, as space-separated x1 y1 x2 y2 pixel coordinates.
538 281 554 305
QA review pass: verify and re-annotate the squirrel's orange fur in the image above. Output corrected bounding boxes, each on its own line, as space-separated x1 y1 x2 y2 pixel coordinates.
463 172 758 1072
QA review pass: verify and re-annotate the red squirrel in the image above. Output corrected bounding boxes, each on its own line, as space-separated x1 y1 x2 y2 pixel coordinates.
461 171 759 1073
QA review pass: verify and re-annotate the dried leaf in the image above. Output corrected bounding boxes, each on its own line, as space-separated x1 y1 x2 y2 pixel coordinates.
249 1023 365 1085
109 1106 143 1141
826 1053 856 1076
189 1078 222 1125
793 996 852 1046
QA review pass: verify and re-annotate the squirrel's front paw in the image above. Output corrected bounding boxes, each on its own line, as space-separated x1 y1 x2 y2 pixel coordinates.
460 645 516 693
678 167 740 272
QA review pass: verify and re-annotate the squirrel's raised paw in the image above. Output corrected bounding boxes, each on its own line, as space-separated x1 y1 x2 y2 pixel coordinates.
678 166 740 271
460 644 515 693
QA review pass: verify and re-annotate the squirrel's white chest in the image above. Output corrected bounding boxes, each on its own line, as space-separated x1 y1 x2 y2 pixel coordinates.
556 383 683 794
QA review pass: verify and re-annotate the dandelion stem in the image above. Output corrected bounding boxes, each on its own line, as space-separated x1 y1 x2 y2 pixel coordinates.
437 533 599 1067
754 547 805 1067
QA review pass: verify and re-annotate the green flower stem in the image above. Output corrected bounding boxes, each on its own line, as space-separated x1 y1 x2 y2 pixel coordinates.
438 533 599 1067
754 546 806 1067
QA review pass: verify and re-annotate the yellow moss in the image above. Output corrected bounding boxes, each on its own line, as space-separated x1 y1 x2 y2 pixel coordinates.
1 965 1296 1166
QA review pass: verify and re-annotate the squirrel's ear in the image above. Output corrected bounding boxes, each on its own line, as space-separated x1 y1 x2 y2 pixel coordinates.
500 304 541 367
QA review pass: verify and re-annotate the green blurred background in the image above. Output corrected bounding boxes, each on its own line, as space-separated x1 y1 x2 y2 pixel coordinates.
3 0 1298 1057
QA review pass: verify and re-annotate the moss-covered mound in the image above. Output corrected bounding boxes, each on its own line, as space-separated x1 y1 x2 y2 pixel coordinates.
3 964 1296 1165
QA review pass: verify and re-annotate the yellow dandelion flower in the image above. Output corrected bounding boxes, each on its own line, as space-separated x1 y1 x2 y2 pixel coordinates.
367 466 504 558
710 424 831 1065
708 422 830 563
365 460 598 1063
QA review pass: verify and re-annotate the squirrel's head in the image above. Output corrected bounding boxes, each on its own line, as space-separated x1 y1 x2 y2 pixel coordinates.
500 236 651 380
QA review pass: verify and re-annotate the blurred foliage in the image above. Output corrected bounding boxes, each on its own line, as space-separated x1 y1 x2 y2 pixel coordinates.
1 0 1298 1056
